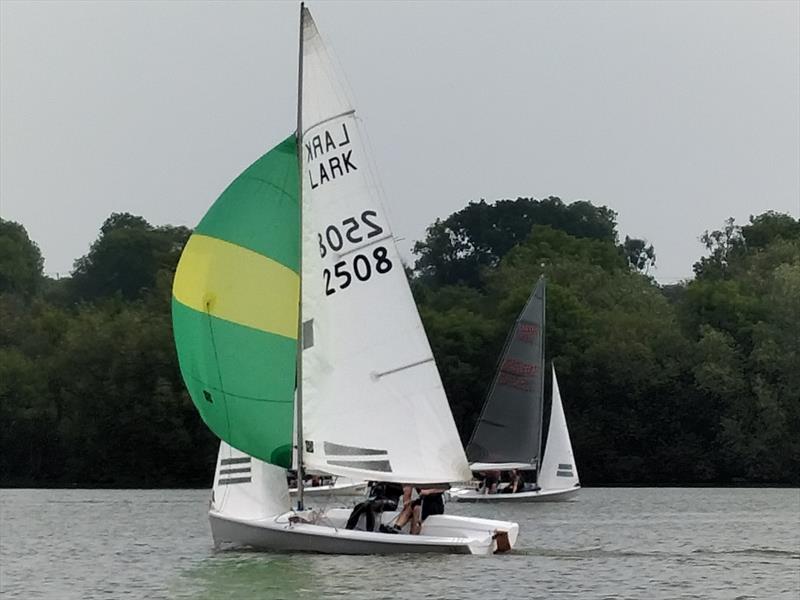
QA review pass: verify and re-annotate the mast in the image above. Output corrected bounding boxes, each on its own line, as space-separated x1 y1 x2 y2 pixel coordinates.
535 275 546 484
294 1 306 511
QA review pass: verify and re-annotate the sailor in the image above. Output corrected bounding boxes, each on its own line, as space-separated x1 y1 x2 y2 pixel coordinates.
414 488 445 532
345 481 403 531
383 486 445 534
480 470 500 494
381 485 414 533
508 469 524 493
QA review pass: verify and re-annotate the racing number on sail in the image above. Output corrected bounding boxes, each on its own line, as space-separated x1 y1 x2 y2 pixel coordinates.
318 210 394 295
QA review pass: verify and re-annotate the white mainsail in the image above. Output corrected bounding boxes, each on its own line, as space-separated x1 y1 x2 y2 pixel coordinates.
537 367 579 491
298 9 471 485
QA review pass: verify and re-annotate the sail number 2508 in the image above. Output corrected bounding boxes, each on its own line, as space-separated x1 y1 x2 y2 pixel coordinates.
318 210 394 296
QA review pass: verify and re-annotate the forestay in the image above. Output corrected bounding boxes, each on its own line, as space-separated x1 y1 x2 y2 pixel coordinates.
537 367 579 490
466 277 546 468
299 9 470 485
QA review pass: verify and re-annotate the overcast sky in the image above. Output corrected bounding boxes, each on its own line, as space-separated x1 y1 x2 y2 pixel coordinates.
2 1 798 282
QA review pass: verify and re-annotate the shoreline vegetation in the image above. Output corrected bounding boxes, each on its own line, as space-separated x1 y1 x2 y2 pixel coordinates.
1 198 798 487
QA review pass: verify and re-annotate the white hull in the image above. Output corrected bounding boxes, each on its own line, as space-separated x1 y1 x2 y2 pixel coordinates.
210 507 518 555
450 485 580 503
289 481 367 497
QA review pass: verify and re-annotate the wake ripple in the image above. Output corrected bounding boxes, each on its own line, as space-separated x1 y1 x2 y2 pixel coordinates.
512 547 799 560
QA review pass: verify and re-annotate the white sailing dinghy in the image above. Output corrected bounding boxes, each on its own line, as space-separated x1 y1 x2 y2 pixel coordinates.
450 278 580 503
171 5 518 554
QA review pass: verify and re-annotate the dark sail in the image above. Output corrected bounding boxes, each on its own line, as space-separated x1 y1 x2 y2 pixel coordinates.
466 277 545 467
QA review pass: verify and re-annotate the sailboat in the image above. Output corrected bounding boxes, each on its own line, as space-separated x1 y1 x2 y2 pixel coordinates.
171 5 518 554
450 277 581 502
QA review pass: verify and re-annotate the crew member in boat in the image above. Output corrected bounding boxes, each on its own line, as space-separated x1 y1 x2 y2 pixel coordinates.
414 488 445 531
345 481 403 531
508 469 523 493
383 486 445 534
478 470 500 494
383 485 415 533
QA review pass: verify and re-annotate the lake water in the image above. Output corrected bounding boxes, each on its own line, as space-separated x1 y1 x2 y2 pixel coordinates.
1 488 797 599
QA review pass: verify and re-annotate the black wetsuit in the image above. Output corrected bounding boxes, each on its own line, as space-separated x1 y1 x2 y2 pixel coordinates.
345 482 403 531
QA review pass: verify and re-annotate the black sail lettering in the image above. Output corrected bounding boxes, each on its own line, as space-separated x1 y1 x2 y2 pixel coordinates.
324 130 336 152
329 156 343 178
308 170 319 190
312 135 323 158
319 162 330 185
342 150 357 173
339 122 351 146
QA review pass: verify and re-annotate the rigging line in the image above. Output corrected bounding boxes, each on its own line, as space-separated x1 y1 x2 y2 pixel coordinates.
205 305 233 444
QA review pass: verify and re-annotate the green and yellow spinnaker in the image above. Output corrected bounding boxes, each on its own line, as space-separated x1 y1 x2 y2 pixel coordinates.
172 135 299 467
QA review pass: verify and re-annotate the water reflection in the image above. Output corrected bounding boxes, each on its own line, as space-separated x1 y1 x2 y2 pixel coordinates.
173 554 315 599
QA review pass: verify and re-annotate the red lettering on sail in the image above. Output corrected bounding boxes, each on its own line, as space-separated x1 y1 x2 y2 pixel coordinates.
497 372 533 391
516 322 539 343
501 358 537 377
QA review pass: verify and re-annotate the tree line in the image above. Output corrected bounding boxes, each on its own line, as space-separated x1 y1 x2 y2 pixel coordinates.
0 200 797 487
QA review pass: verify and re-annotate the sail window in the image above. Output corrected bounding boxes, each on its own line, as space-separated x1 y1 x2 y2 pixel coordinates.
217 476 252 485
220 457 251 466
302 319 314 349
323 442 388 456
327 459 392 472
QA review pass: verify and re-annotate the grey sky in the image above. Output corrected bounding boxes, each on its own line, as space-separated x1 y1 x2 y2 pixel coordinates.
2 1 798 282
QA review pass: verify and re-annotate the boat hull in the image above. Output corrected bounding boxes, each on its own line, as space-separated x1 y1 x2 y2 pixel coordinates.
209 508 518 555
450 485 580 503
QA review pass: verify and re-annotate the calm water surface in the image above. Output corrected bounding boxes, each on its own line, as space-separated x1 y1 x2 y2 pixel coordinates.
1 488 797 599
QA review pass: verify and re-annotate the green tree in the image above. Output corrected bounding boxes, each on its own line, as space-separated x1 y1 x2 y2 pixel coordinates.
0 219 44 296
683 213 800 483
70 213 190 302
412 197 619 287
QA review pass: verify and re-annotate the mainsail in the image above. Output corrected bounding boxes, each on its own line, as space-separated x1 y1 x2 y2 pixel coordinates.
172 136 300 467
466 277 546 468
299 9 470 485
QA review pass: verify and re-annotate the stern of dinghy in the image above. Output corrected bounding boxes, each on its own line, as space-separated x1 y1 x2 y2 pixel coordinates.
420 515 519 554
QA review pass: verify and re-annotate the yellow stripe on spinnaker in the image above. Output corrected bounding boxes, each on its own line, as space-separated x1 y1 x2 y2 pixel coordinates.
172 234 299 340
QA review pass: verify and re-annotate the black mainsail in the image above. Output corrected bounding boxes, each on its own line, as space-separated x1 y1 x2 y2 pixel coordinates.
466 277 546 469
